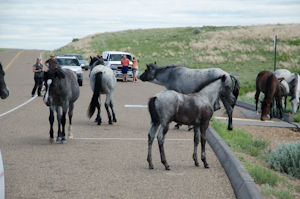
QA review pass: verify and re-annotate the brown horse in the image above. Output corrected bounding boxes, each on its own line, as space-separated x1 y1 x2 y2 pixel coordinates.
255 71 283 121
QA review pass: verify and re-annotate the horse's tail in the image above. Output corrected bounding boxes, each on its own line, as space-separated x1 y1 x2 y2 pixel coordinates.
87 72 103 118
148 97 160 125
230 73 241 106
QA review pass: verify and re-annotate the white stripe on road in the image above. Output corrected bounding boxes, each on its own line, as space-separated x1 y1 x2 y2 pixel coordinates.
125 105 148 108
73 138 192 141
0 96 37 117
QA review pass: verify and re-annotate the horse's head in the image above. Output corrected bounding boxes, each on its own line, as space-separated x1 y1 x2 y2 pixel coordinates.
140 62 157 81
89 56 104 73
0 62 9 99
218 75 236 106
43 67 65 106
261 97 272 121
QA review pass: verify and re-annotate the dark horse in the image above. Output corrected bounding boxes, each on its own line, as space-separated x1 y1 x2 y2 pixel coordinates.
140 62 240 130
147 75 236 170
43 67 80 144
0 63 9 99
87 57 117 125
255 71 283 121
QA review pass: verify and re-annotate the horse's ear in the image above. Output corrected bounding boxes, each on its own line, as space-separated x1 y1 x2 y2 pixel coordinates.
221 75 226 82
146 64 149 69
90 56 92 60
154 61 157 65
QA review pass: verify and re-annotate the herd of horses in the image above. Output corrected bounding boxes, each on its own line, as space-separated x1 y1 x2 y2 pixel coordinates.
1 58 299 170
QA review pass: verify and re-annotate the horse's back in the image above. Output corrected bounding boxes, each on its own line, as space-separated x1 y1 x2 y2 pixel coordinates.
63 68 80 102
168 67 231 94
274 69 292 79
90 65 116 92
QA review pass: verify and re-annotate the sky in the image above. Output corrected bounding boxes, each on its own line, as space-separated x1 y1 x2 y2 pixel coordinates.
0 0 300 51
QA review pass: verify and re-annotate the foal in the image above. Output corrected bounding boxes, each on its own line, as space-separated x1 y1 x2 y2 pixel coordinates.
147 75 236 170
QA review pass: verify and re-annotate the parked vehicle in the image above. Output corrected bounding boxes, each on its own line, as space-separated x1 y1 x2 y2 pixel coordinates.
64 54 89 70
101 51 138 78
56 56 83 86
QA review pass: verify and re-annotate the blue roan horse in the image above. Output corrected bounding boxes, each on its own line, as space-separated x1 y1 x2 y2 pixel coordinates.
274 69 300 113
0 62 9 99
43 67 80 144
140 62 240 130
147 75 236 170
87 59 117 125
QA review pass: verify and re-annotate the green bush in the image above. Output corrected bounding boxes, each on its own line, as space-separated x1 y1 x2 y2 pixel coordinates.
269 141 300 179
72 38 79 42
262 184 293 199
289 39 300 46
192 28 202 34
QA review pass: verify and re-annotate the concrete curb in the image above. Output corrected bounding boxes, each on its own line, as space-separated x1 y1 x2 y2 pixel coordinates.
207 125 264 199
236 100 295 122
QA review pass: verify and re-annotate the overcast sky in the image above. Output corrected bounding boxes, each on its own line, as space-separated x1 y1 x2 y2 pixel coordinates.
0 0 299 50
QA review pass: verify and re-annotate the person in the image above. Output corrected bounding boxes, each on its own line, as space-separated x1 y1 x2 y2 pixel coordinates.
132 57 138 83
44 53 59 69
121 55 129 82
31 58 44 97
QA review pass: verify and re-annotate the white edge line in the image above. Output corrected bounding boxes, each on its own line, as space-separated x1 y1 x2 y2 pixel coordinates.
0 96 38 117
73 138 192 141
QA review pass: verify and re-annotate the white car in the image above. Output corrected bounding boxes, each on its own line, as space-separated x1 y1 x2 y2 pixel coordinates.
101 51 138 78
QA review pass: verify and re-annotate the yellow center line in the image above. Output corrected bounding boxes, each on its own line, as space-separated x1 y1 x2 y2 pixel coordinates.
214 116 276 123
4 50 24 72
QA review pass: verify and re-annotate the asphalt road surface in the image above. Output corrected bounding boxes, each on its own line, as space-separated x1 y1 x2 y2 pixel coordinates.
0 50 236 198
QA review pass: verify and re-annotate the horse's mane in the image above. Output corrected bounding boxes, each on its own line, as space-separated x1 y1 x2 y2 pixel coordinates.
193 75 223 93
289 72 298 100
153 64 185 75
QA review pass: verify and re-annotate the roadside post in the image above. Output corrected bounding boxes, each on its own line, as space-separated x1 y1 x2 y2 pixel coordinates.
274 35 277 71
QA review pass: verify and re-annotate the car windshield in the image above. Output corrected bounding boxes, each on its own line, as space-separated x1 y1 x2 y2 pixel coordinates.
109 54 132 61
64 55 84 60
57 58 80 66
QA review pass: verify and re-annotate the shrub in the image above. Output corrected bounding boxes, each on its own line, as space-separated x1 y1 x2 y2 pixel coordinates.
72 38 79 42
192 28 202 34
289 39 300 46
269 141 300 179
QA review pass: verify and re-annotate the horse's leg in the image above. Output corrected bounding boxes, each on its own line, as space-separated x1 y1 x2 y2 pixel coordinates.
68 103 74 139
96 99 102 125
200 121 209 168
60 105 68 144
105 94 113 124
221 99 233 130
56 106 62 142
49 106 55 144
213 98 221 111
255 90 260 116
192 125 200 166
110 101 117 122
276 96 283 119
157 123 170 170
147 122 159 169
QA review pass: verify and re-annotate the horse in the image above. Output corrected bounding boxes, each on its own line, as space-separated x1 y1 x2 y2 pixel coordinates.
274 69 300 113
87 63 117 125
43 67 80 144
255 71 283 121
0 63 9 99
140 62 240 130
89 56 104 74
147 75 236 170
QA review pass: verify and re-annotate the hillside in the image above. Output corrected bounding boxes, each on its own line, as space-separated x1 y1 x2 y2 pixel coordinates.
52 24 300 95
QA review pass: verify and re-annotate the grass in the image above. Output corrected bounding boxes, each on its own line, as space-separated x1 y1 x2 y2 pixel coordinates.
50 24 300 97
210 118 300 198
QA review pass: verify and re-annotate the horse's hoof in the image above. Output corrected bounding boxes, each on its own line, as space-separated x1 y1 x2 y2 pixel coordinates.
97 122 101 125
68 135 73 139
165 167 171 170
49 137 55 144
149 166 154 169
204 165 209 169
60 140 67 144
108 121 113 125
195 163 200 167
113 119 117 122
188 126 193 131
56 137 62 142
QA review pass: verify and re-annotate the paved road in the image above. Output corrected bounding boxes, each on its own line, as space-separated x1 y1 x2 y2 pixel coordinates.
0 50 236 198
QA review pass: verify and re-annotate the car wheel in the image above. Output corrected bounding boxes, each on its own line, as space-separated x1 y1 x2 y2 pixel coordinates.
78 80 83 86
85 67 89 71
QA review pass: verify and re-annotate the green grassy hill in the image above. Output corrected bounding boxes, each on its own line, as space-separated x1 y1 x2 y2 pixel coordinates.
51 24 300 96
